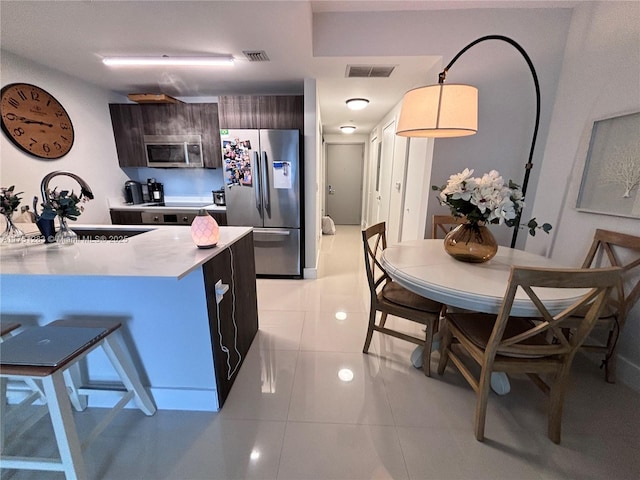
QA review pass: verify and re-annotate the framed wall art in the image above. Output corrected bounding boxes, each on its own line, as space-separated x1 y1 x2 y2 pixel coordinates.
576 111 640 218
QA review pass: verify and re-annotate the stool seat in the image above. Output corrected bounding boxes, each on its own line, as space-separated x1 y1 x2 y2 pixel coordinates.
0 319 156 480
0 325 110 377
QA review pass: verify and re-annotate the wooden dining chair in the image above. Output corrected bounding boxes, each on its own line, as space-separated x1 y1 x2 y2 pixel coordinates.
572 229 640 383
431 214 466 239
362 222 442 376
437 265 621 443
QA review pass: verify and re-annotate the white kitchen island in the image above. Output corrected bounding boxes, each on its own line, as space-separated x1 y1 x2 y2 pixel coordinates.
0 225 258 411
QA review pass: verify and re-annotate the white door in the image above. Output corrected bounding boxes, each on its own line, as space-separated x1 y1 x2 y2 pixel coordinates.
387 133 408 245
401 137 434 241
367 137 380 226
326 143 364 225
376 122 396 226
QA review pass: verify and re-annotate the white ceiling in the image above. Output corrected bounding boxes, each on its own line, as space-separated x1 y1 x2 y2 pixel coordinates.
0 1 577 135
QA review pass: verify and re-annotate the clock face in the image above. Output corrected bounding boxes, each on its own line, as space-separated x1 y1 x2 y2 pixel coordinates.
1 83 75 159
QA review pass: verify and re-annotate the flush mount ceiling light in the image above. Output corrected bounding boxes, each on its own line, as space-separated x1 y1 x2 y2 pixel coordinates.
340 125 356 134
102 55 234 66
346 98 369 110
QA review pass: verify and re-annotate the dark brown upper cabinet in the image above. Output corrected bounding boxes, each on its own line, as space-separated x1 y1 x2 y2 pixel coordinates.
216 95 259 129
218 95 303 130
109 104 146 167
109 103 222 169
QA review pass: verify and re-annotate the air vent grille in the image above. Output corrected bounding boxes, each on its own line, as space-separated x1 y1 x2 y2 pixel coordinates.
346 65 396 78
243 50 270 62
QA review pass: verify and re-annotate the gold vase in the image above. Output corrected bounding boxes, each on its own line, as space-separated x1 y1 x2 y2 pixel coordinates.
443 223 498 263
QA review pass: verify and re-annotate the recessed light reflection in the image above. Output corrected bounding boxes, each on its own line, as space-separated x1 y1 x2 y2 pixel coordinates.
250 449 261 461
335 311 347 321
338 368 354 382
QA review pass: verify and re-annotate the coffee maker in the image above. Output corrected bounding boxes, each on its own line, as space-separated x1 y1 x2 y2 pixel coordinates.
124 180 143 204
147 178 164 203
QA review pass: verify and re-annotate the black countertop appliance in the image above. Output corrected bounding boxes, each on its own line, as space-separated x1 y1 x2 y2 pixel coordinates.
124 180 144 205
212 189 226 206
147 178 164 203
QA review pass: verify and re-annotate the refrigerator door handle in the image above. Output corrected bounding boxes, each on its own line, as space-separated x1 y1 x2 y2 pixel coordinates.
262 151 271 217
253 151 262 213
254 228 291 235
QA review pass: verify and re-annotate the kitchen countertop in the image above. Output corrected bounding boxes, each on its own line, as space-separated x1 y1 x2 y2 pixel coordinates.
0 224 250 279
110 203 227 212
107 196 226 212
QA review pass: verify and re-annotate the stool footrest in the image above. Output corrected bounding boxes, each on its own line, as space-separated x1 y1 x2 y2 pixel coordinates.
1 455 65 472
3 404 49 447
4 390 43 422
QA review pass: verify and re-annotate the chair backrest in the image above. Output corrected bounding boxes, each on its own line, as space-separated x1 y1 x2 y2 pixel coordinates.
486 266 621 359
362 222 389 296
432 215 466 239
581 229 640 320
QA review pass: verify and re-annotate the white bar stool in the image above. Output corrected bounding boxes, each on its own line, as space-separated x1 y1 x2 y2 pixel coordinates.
0 319 156 480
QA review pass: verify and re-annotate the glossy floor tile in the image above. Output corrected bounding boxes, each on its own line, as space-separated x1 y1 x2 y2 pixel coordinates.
3 225 640 479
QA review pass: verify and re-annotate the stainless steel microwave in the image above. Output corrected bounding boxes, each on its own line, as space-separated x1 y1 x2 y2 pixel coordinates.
144 134 204 168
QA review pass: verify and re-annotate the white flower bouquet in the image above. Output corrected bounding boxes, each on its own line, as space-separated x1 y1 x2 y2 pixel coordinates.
433 168 551 236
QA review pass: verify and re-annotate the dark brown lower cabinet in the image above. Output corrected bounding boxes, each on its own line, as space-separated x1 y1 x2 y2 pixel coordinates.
110 210 227 226
208 211 227 226
202 232 258 407
110 210 143 225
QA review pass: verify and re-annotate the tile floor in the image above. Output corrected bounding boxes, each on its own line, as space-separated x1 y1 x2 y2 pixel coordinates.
3 225 640 479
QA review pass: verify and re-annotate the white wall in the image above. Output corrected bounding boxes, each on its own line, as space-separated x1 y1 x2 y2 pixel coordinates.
0 50 128 224
303 78 320 278
527 1 640 390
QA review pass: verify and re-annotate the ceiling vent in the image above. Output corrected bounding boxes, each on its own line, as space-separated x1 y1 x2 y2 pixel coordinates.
243 50 270 62
346 65 396 78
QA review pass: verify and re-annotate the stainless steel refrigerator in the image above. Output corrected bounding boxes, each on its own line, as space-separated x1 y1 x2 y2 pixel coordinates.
221 129 302 277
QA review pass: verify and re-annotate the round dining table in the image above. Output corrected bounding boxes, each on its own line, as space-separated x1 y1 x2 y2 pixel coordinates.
381 239 586 317
380 239 585 394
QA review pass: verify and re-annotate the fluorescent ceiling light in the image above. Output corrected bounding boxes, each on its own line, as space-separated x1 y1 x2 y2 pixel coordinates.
340 125 356 134
346 98 369 110
103 56 234 66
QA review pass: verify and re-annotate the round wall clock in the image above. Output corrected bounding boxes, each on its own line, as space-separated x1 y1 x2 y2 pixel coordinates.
1 82 75 159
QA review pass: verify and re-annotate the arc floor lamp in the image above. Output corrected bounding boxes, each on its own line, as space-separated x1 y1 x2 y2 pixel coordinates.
397 34 541 248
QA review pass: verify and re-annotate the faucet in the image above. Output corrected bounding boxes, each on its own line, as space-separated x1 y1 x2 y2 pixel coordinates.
33 170 94 218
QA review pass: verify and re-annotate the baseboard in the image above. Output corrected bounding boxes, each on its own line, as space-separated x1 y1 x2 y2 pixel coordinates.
304 267 318 279
303 246 321 279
